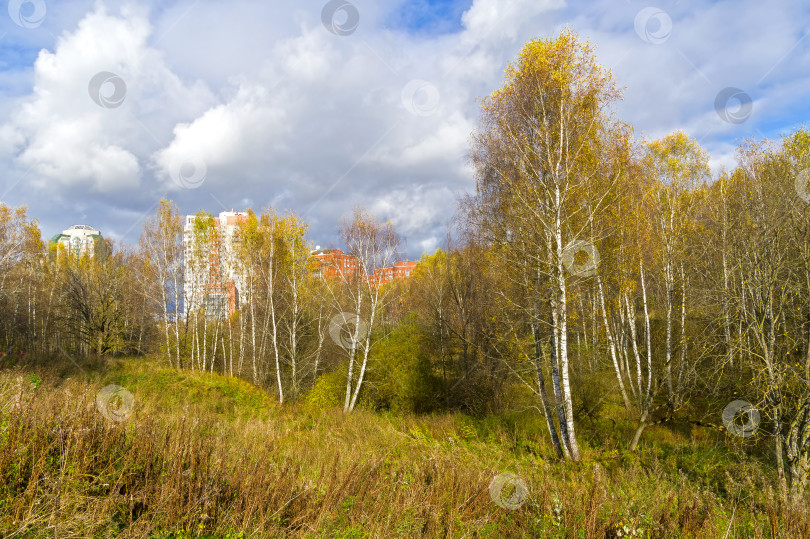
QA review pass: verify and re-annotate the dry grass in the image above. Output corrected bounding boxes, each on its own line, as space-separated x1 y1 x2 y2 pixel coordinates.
0 358 807 538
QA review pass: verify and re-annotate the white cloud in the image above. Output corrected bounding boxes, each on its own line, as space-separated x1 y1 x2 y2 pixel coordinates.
1 3 214 193
461 0 566 43
374 111 473 167
370 185 455 237
153 82 287 190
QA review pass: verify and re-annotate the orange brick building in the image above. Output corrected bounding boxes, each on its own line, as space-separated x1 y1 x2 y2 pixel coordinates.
308 249 417 286
308 249 359 280
370 260 418 286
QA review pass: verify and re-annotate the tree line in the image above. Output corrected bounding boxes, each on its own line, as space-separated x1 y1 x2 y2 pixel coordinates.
0 29 808 500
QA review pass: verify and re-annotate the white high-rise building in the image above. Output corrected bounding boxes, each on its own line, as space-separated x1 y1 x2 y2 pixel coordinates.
183 211 248 318
49 225 104 258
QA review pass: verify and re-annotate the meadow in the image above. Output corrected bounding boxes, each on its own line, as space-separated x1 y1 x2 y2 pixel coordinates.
0 354 805 538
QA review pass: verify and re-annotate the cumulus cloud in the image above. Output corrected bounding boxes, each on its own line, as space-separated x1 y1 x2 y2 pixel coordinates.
153 82 288 191
461 0 566 43
1 3 214 193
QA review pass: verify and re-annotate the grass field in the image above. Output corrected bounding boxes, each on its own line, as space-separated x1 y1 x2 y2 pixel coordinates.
0 356 806 538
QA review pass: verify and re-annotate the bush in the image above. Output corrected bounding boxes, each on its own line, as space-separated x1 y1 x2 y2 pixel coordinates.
306 367 347 409
360 321 442 413
305 320 442 414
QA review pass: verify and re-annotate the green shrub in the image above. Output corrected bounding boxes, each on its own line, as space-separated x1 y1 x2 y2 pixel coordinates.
360 320 442 413
306 365 347 409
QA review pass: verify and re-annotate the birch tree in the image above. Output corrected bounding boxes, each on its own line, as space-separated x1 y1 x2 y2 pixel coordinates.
469 30 622 461
0 204 42 354
644 132 709 407
138 199 184 368
277 213 311 397
335 208 402 413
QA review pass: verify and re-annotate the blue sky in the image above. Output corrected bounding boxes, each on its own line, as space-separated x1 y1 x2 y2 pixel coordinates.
0 0 808 258
387 0 469 35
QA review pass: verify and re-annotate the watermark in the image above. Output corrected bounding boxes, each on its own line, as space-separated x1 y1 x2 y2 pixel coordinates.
329 311 369 350
321 0 359 36
88 71 127 109
634 7 672 45
795 168 810 204
562 240 600 278
8 0 46 28
169 157 207 189
715 87 752 125
95 384 135 422
721 399 760 438
401 79 440 117
489 472 529 510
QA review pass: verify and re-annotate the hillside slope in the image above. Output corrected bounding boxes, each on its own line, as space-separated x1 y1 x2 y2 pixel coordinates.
0 357 803 538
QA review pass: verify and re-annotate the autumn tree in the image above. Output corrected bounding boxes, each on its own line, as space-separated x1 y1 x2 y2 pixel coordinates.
335 208 402 413
643 132 709 407
276 213 313 397
57 240 142 356
594 133 711 449
408 249 452 396
184 211 220 371
138 199 184 368
0 204 42 354
469 29 623 461
716 132 810 498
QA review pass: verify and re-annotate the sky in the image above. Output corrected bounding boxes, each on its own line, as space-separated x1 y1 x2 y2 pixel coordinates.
0 0 808 259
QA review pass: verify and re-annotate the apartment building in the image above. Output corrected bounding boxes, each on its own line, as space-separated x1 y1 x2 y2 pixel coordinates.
308 248 417 286
370 260 418 286
308 248 360 280
183 211 248 318
48 224 105 259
